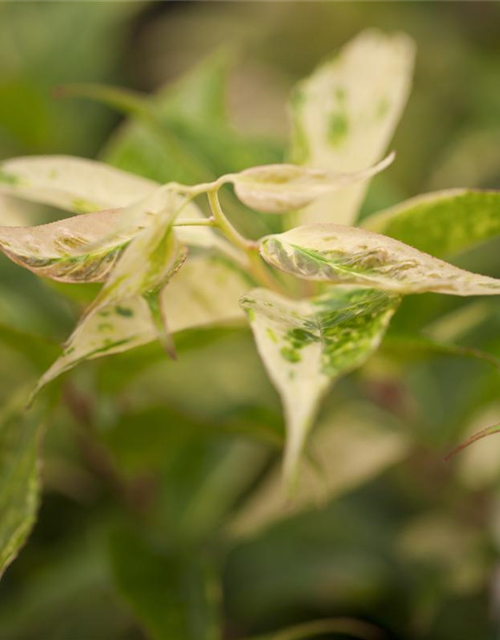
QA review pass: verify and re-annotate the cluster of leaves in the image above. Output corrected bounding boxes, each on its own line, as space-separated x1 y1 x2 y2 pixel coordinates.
1 24 500 640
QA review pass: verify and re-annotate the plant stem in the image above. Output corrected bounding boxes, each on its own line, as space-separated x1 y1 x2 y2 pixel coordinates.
207 190 254 253
207 189 286 294
173 218 215 227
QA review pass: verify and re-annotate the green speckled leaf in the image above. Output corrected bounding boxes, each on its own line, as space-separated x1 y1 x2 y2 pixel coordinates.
363 189 500 258
0 156 156 213
260 224 500 296
288 29 415 226
0 396 41 576
31 196 185 399
240 287 399 480
30 296 155 400
230 154 393 214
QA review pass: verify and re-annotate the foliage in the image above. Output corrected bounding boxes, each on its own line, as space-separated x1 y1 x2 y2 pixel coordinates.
1 4 500 639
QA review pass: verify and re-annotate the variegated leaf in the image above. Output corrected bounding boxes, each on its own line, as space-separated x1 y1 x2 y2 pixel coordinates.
240 287 400 480
288 29 415 226
30 296 155 401
0 208 128 283
0 187 241 283
260 224 500 296
230 153 393 214
78 193 188 351
363 189 500 258
0 155 157 213
31 254 251 398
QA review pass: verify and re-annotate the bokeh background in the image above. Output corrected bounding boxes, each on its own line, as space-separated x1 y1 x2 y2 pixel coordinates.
1 2 500 639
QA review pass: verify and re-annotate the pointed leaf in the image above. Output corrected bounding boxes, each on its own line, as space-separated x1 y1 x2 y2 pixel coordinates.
260 224 500 296
0 156 157 213
241 287 400 479
289 29 415 225
230 153 393 214
30 296 155 400
32 254 250 397
85 202 185 318
363 189 500 258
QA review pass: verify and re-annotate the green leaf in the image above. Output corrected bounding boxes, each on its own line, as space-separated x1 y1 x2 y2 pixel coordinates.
288 28 415 226
0 394 42 576
97 51 281 186
260 224 500 296
230 153 393 214
381 333 500 372
97 53 283 237
240 287 400 480
363 189 500 258
109 529 221 640
158 48 231 126
0 156 156 213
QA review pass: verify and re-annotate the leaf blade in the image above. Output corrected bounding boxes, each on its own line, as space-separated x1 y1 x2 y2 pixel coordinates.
363 189 500 258
260 224 500 296
231 153 394 214
0 155 157 213
288 28 415 226
241 287 400 480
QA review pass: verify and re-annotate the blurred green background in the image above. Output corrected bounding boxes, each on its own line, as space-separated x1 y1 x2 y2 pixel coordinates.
1 2 500 639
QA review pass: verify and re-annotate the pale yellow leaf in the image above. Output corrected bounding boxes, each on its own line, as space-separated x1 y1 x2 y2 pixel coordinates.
289 29 415 225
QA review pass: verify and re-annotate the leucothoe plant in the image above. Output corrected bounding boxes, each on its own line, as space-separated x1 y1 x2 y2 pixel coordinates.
2 28 500 490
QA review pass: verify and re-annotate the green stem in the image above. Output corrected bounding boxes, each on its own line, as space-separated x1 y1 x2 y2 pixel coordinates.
173 218 215 227
207 189 286 294
207 190 254 253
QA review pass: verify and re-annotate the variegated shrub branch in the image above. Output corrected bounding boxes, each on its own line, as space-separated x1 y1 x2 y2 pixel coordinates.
2 29 500 485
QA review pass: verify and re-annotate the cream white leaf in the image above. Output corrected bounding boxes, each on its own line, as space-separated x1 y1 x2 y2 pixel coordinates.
164 255 250 333
260 224 500 296
0 156 157 213
240 287 400 481
231 153 394 214
289 29 415 226
31 254 250 398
